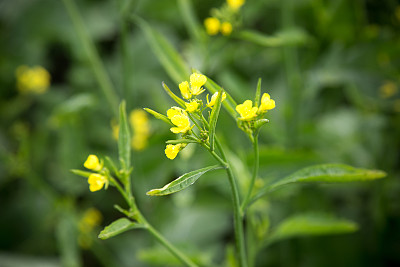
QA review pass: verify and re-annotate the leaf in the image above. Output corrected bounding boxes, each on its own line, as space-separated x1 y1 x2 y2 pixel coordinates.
161 82 186 108
147 165 222 196
134 16 189 84
208 90 223 152
98 218 145 240
265 213 358 246
254 78 262 108
118 101 131 171
166 139 199 145
144 107 173 126
236 28 309 47
177 0 205 43
70 169 92 178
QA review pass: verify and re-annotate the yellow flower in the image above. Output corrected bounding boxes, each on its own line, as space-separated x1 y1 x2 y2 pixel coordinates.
88 173 107 192
111 119 119 140
258 93 276 113
167 107 191 134
16 65 50 94
236 100 258 120
204 17 220 35
379 81 398 99
185 101 199 113
221 22 233 36
227 0 245 10
179 81 192 99
165 144 182 160
79 208 102 232
131 134 148 151
190 73 207 96
84 155 102 171
207 92 227 107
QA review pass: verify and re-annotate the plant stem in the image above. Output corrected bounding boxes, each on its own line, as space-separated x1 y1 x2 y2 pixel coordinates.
62 0 119 116
241 134 259 214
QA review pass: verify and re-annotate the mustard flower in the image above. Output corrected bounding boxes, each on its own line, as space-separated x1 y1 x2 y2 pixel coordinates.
167 107 192 134
258 93 276 113
207 92 227 107
16 65 50 94
379 81 398 99
236 100 258 120
84 155 102 171
204 17 220 35
88 173 107 192
221 22 233 36
130 109 150 151
190 73 207 96
79 208 102 233
165 144 183 160
185 101 199 113
179 81 192 99
227 0 245 10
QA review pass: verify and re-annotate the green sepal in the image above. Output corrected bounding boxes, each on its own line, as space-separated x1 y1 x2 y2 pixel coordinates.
146 165 222 196
208 90 223 151
70 169 92 178
144 108 173 126
118 101 131 171
253 119 269 135
161 82 186 108
98 218 145 240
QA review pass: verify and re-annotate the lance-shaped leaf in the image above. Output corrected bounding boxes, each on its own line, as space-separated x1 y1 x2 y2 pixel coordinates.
134 16 189 84
98 218 145 240
264 213 358 246
166 139 199 145
118 101 131 171
254 78 262 108
147 165 222 196
208 90 223 151
144 108 173 126
70 169 92 178
161 82 186 108
236 28 309 47
250 164 386 206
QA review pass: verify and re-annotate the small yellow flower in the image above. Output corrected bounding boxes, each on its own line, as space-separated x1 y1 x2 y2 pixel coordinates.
207 92 227 107
236 100 258 120
165 144 182 160
204 17 220 35
190 73 207 96
167 107 192 134
179 81 192 99
221 22 233 36
185 101 199 113
88 173 107 192
79 208 102 233
258 93 276 113
379 81 398 99
111 119 119 140
227 0 245 10
84 155 102 171
16 65 50 94
131 134 148 151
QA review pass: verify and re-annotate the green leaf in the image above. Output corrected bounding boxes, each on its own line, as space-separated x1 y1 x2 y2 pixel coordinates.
177 0 205 43
161 82 186 108
166 139 199 145
147 165 222 196
118 101 131 171
208 90 223 151
70 169 92 178
98 218 145 240
144 108 173 126
134 16 189 84
236 28 309 47
265 213 358 246
254 78 262 108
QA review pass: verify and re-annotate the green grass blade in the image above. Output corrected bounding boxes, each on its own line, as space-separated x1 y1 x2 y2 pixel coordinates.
208 90 223 151
147 165 222 196
118 101 131 171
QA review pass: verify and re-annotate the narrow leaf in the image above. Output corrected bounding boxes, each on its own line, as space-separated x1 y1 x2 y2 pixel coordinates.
254 78 262 108
70 169 92 178
147 165 222 196
208 90 223 151
161 82 186 108
98 218 145 240
236 28 309 47
144 108 173 126
166 139 199 144
134 16 189 84
118 101 131 171
265 213 358 246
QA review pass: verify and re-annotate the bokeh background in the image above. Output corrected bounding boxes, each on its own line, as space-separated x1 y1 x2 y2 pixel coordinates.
1 0 400 266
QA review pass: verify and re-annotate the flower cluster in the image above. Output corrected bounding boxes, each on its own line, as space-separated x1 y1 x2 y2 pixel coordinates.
16 65 50 94
204 0 245 36
83 154 108 192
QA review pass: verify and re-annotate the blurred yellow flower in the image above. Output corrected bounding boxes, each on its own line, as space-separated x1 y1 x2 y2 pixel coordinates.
79 208 102 233
258 93 276 113
394 99 400 113
16 65 50 94
167 107 191 134
204 17 220 35
379 81 398 99
84 155 102 171
185 101 199 113
221 22 233 36
179 81 192 99
111 119 119 140
227 0 245 10
236 100 258 120
190 73 207 96
165 144 182 160
88 173 107 192
207 91 227 107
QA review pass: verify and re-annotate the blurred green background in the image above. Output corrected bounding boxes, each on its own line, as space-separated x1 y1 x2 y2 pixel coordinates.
0 0 400 266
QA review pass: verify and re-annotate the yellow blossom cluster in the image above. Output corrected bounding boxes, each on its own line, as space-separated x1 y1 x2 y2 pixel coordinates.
16 65 50 94
236 93 275 121
204 18 233 36
83 154 108 192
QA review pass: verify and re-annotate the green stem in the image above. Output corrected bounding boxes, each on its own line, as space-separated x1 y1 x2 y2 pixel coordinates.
241 134 259 214
62 0 119 116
